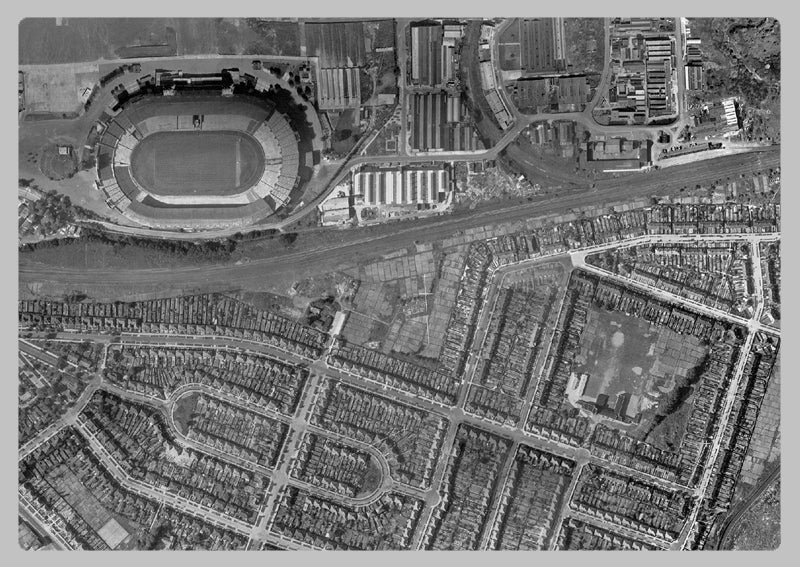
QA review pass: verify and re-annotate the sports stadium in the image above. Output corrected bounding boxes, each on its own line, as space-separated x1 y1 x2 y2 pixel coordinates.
96 88 303 230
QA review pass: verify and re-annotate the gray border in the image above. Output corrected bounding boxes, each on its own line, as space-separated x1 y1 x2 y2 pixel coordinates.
5 1 793 564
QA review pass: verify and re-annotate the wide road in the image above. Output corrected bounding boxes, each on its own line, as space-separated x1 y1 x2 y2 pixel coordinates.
20 146 779 293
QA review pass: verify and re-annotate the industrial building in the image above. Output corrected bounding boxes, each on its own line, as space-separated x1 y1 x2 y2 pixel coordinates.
318 195 352 226
411 22 444 87
317 67 361 110
354 166 451 206
579 137 652 171
442 24 464 85
609 33 676 122
409 92 480 152
689 99 742 137
479 61 497 91
519 18 566 74
686 38 703 65
721 98 740 128
509 76 588 112
685 65 706 91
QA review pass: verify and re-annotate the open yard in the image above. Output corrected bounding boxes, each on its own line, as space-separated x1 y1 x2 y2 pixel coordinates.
564 18 606 75
21 64 98 114
571 306 708 423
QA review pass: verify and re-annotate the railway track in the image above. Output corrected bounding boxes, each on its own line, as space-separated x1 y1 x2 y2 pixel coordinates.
712 463 780 550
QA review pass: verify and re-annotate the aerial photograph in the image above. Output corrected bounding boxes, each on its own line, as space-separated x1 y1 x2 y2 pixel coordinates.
17 16 780 551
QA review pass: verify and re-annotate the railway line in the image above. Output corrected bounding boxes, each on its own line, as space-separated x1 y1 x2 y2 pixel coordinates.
21 146 779 296
711 464 781 550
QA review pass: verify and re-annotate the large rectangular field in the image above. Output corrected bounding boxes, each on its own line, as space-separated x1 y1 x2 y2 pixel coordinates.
130 130 264 196
569 303 708 423
19 18 176 64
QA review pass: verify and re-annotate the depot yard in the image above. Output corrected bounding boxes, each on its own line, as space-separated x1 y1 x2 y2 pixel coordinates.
130 131 265 197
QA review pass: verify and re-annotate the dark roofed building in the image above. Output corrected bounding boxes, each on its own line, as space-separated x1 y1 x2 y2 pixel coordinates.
614 392 631 419
411 22 444 87
685 65 706 91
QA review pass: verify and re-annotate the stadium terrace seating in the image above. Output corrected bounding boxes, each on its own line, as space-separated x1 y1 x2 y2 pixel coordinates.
106 121 125 140
253 124 281 159
113 145 132 167
95 94 301 227
113 165 141 201
97 180 132 212
117 132 138 151
98 165 114 184
202 114 256 133
136 120 150 137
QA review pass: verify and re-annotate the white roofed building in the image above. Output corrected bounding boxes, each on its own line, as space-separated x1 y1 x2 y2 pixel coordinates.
354 166 451 207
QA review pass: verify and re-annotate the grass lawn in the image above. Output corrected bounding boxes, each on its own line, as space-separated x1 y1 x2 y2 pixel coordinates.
643 391 696 451
130 131 263 196
357 457 385 497
20 18 174 64
172 393 200 435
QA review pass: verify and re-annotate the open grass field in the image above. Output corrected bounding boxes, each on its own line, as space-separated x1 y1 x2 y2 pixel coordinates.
358 458 384 497
19 18 301 65
19 18 176 64
573 306 707 420
39 144 78 181
130 131 264 196
172 392 200 435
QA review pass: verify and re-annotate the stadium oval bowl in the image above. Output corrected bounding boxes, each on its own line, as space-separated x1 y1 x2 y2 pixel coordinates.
95 94 301 230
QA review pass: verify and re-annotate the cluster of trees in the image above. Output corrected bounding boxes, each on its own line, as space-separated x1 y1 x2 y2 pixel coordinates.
231 228 299 248
21 225 304 259
21 190 78 236
640 354 712 445
360 68 374 103
20 227 238 260
304 295 341 331
371 19 396 50
693 18 780 142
